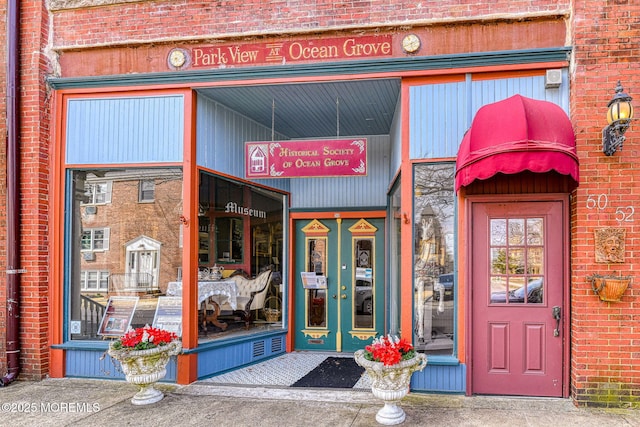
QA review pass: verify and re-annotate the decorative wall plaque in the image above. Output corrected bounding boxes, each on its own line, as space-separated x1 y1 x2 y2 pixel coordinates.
594 228 625 263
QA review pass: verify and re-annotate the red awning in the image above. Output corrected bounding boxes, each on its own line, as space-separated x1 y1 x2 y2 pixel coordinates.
455 95 579 191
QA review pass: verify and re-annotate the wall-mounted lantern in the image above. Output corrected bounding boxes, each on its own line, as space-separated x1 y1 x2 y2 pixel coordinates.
603 81 634 156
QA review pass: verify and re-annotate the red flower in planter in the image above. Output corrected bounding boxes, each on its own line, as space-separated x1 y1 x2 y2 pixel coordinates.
363 335 416 366
111 325 178 351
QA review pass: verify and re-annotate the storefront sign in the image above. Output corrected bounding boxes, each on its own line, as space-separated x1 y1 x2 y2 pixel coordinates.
188 35 392 68
245 138 367 179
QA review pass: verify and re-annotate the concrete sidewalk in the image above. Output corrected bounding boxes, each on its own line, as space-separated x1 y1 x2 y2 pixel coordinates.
0 378 638 427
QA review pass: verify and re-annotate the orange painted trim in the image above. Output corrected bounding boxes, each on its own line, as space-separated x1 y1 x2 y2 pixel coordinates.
286 214 295 352
456 189 467 364
50 90 66 351
176 353 198 385
49 349 66 378
403 74 466 87
471 69 546 81
399 81 414 342
181 89 199 359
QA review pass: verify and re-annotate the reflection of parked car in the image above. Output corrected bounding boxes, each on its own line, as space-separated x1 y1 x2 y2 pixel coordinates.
490 278 544 303
433 273 454 301
355 279 372 314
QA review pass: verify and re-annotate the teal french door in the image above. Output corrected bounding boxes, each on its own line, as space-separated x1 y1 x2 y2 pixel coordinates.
294 217 385 352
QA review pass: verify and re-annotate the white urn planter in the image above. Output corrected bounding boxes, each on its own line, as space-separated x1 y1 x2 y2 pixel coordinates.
108 340 182 405
355 350 427 425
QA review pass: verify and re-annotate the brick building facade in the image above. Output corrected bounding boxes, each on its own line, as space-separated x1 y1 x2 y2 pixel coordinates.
0 0 638 407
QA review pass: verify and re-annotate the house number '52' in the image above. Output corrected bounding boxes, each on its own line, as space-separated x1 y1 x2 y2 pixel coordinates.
586 194 634 222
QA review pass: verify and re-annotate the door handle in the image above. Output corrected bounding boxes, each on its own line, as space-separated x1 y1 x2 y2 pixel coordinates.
341 294 347 299
552 306 561 337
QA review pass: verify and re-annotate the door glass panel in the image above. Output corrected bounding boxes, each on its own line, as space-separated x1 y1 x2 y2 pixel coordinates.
527 218 543 245
527 247 543 274
508 219 525 245
308 238 326 274
354 238 373 329
306 237 327 328
490 219 507 245
308 289 326 327
490 217 545 305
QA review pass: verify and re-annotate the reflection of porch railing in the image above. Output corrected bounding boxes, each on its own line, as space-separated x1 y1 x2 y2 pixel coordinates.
109 273 157 293
79 295 105 339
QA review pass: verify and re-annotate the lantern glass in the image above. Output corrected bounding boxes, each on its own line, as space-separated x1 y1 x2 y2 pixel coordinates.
607 100 634 125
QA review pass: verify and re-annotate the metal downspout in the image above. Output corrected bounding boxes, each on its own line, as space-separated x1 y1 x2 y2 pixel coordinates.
1 0 21 386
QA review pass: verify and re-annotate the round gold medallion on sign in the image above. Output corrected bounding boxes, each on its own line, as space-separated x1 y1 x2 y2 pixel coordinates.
169 49 186 68
401 34 421 54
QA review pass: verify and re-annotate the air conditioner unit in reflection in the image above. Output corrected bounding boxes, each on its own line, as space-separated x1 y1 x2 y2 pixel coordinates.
85 206 97 215
82 252 96 261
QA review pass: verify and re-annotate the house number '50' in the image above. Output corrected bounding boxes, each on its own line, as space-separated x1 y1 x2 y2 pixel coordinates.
586 194 635 222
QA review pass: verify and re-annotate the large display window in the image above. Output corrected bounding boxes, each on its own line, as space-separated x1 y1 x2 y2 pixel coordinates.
196 172 285 343
68 168 184 341
67 168 285 344
412 162 456 355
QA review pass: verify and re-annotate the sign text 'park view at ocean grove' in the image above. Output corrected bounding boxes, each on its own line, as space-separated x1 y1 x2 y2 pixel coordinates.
189 35 392 67
245 139 368 179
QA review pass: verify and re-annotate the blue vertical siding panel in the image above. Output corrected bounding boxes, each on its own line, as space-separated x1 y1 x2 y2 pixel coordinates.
388 97 402 180
409 72 570 161
65 349 177 381
197 333 287 378
66 96 184 164
409 82 468 159
471 73 570 117
410 364 466 393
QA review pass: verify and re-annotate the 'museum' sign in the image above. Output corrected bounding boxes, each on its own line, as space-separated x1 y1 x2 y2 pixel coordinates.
245 138 367 179
189 35 392 68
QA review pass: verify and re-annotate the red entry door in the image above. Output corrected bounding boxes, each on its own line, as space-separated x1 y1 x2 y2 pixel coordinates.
471 201 565 397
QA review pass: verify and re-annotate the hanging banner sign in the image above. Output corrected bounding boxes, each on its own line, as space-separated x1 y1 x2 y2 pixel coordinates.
245 138 367 179
188 35 392 68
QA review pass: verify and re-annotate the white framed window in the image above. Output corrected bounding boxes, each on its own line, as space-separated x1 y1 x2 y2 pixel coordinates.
81 228 110 251
83 181 112 205
81 270 110 291
139 179 155 202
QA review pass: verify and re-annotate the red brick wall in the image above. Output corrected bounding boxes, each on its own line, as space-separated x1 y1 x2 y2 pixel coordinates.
0 1 53 380
49 0 570 48
571 1 640 408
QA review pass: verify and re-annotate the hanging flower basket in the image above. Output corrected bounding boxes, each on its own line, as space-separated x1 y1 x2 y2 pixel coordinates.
588 274 632 302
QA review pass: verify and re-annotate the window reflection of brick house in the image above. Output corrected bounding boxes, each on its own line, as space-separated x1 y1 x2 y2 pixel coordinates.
79 169 183 297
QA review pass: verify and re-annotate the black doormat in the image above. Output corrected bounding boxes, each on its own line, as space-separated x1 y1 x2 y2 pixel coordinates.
291 357 364 388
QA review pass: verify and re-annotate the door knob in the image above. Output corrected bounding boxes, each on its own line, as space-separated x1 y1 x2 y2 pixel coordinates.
341 294 347 299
